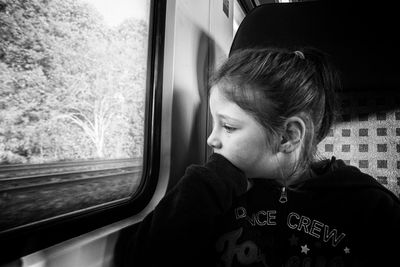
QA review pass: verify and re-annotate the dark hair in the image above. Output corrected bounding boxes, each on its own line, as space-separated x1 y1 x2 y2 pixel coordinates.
210 47 340 170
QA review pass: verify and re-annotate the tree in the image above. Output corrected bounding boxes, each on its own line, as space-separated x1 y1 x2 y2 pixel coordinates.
0 0 148 163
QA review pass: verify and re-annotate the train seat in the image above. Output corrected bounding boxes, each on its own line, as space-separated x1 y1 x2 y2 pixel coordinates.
230 1 400 196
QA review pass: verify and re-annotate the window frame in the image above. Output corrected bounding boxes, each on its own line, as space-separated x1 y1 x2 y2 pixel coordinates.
0 0 166 263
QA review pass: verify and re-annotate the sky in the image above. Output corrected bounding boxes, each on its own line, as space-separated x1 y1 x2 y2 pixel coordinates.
82 0 149 27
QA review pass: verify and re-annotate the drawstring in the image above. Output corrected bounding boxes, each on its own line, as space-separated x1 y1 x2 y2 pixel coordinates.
277 158 288 204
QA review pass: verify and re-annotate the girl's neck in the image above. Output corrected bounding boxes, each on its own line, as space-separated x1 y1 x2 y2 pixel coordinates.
276 164 313 188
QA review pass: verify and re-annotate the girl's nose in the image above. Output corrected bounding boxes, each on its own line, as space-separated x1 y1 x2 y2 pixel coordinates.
207 130 222 149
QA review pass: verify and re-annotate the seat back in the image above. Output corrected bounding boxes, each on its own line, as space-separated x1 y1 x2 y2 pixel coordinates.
230 1 400 196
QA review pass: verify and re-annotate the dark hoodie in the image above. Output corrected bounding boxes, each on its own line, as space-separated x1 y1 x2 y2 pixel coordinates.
127 153 400 267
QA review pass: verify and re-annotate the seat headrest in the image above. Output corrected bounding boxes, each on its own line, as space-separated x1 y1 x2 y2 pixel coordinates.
230 1 399 91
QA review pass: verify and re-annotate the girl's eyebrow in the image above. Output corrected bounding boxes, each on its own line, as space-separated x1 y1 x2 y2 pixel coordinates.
216 113 243 123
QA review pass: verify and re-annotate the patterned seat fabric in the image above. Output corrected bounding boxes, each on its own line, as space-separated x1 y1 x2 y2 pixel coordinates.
318 92 400 197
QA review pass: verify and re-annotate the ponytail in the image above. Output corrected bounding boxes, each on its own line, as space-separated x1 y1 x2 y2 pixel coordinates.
302 48 341 143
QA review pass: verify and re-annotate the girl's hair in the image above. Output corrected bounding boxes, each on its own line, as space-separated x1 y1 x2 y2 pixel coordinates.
210 47 341 172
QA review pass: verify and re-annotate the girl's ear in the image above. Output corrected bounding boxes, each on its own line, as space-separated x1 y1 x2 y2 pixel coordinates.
279 116 306 153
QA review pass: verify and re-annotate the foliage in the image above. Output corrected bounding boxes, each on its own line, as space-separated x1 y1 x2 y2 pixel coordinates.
0 0 148 163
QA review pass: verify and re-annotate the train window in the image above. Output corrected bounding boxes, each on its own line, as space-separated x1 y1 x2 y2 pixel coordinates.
0 0 151 233
233 1 245 34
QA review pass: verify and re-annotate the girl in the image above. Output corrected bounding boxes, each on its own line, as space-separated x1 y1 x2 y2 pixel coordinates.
124 47 400 267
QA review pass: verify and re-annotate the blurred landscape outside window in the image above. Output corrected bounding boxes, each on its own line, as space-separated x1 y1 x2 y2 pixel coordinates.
0 0 150 231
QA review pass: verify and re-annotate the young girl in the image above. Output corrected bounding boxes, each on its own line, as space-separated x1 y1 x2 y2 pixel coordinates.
124 47 400 267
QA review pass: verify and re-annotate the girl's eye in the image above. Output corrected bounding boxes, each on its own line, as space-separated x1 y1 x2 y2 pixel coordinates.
222 124 236 133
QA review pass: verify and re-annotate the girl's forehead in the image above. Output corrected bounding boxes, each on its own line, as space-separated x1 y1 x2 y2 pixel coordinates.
209 85 233 106
210 82 237 100
209 85 253 122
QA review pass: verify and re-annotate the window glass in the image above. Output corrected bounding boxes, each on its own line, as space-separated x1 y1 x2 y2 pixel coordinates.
233 0 245 35
0 0 150 232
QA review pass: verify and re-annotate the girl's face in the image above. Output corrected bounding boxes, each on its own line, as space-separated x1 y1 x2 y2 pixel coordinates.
207 85 280 179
